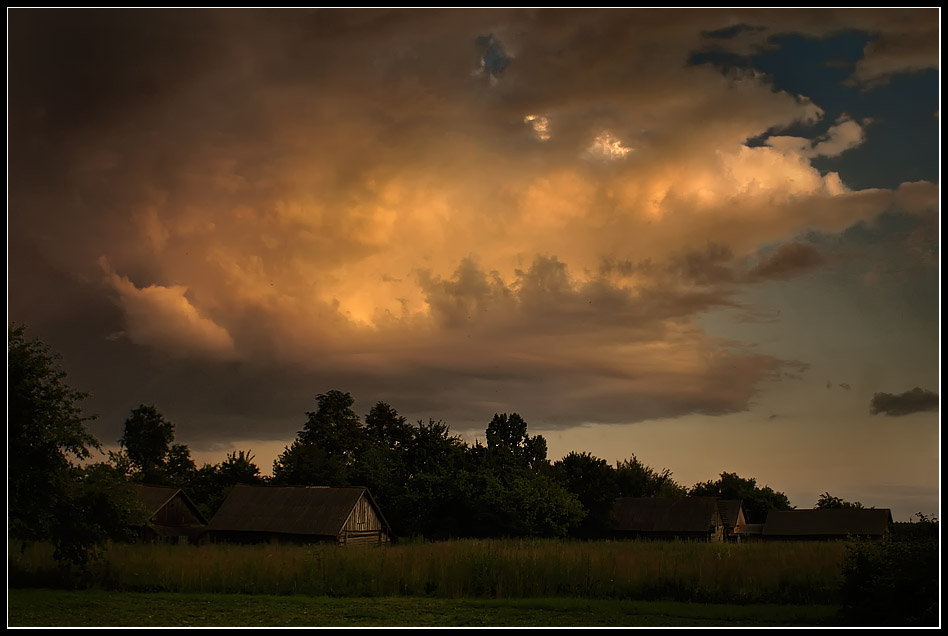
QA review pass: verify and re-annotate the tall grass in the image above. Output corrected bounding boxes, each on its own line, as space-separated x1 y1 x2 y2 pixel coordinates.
9 538 847 604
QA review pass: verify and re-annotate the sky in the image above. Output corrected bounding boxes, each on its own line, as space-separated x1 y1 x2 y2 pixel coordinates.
8 8 940 522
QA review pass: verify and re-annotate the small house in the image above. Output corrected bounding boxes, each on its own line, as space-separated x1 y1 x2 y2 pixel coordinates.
125 484 208 544
612 497 724 541
206 484 391 546
716 499 747 542
761 508 893 541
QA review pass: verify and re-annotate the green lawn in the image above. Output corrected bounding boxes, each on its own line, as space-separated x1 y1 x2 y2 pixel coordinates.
8 589 844 627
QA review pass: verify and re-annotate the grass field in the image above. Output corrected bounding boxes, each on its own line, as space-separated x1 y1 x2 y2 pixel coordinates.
9 538 855 626
6 589 845 627
9 538 848 604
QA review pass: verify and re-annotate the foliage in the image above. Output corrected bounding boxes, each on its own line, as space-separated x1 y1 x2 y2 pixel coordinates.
552 452 618 538
689 472 792 524
119 404 176 481
838 513 938 626
272 390 367 486
49 464 151 567
615 455 687 499
8 324 100 543
815 492 864 509
483 412 549 472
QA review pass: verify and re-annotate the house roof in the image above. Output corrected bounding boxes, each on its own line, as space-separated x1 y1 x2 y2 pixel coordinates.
762 508 893 536
124 483 209 525
207 484 389 537
612 497 720 533
716 500 745 528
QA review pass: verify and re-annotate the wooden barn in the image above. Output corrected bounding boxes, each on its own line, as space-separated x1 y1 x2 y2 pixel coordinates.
612 497 724 542
761 508 893 541
125 484 208 544
206 485 391 546
716 499 747 542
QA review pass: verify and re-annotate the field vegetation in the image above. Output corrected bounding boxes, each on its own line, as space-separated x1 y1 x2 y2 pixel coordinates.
10 538 847 605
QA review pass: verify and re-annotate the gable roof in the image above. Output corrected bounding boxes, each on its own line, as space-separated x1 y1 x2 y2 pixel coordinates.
762 508 893 536
207 485 389 537
716 500 745 528
124 484 209 525
612 497 720 533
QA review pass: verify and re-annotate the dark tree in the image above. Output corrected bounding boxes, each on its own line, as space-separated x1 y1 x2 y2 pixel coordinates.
484 412 549 472
119 404 175 480
690 471 792 523
8 324 148 566
615 455 687 498
815 492 864 509
272 391 368 486
219 449 263 484
553 451 618 538
8 324 100 542
165 443 197 488
364 401 414 450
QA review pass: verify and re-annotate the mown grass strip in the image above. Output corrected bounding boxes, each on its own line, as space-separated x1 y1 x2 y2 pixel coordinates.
8 589 844 627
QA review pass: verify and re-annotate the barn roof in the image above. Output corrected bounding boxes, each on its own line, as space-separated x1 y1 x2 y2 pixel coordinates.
762 508 893 536
124 484 209 525
207 484 389 537
612 497 720 533
716 500 745 528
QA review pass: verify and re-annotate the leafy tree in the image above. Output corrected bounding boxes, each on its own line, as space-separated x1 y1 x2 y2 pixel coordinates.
364 401 414 450
299 390 367 461
165 443 197 487
553 451 618 538
219 449 263 484
615 455 687 498
8 324 148 566
273 390 367 486
690 471 792 523
484 412 549 472
8 324 100 543
119 404 175 481
815 492 864 509
52 463 150 566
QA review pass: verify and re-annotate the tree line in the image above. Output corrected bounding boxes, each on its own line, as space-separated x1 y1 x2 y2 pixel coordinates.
12 323 861 565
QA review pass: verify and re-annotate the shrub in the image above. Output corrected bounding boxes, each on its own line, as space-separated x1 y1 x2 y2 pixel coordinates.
838 514 939 626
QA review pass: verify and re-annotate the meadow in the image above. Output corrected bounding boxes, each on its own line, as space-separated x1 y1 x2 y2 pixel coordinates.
10 538 847 605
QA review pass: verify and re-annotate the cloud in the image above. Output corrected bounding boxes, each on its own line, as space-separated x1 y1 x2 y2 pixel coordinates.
870 388 938 416
103 264 238 361
6 8 938 451
747 243 827 281
766 115 869 159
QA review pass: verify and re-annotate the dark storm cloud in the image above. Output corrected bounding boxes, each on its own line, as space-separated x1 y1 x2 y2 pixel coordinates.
7 8 938 458
870 388 939 417
747 243 827 281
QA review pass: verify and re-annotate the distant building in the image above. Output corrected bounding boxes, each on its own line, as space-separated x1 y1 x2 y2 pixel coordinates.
125 484 208 545
761 508 893 541
715 499 748 542
206 484 391 546
612 497 725 542
735 523 765 542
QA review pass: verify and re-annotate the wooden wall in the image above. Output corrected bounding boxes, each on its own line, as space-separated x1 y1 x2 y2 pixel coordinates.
340 495 389 545
152 494 205 527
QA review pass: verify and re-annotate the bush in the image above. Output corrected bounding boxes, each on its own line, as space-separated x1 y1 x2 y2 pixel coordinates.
838 514 939 626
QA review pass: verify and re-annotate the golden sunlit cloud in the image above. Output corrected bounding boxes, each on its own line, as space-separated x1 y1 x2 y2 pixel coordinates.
524 114 551 140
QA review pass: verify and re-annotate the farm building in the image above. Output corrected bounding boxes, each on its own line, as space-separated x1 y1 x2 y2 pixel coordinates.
735 523 765 542
612 497 725 542
716 499 747 542
125 484 208 544
206 484 391 546
761 508 893 541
